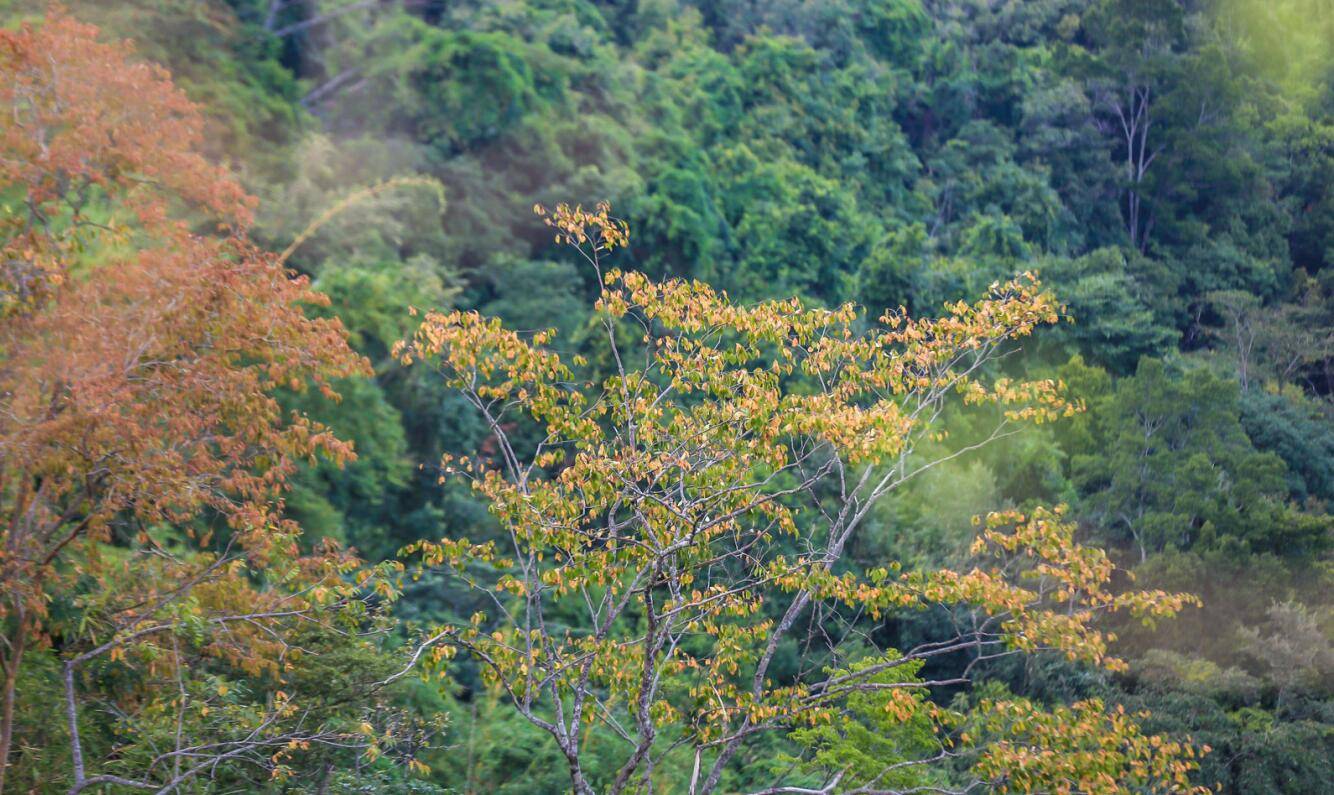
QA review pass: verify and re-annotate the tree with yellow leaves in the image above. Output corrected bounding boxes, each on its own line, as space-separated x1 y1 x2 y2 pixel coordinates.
395 203 1206 794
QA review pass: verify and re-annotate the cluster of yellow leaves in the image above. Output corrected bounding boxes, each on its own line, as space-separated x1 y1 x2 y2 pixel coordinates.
968 698 1210 794
394 311 566 392
767 507 1197 671
401 538 500 570
534 201 629 252
969 507 1200 669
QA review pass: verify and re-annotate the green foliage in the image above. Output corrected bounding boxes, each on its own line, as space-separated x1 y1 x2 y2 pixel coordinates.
715 145 874 302
1041 248 1178 372
1239 387 1334 502
1066 357 1328 558
376 21 548 153
4 0 1330 790
1118 670 1334 795
780 656 942 792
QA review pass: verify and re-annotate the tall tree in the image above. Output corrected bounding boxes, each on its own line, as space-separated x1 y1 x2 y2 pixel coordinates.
1079 0 1187 253
0 12 375 790
393 203 1204 793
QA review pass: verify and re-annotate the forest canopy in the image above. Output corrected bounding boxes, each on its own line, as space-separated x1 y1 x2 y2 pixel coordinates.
0 1 1330 793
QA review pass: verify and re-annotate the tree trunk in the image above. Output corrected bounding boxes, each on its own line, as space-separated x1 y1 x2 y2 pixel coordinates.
565 746 597 795
0 612 27 794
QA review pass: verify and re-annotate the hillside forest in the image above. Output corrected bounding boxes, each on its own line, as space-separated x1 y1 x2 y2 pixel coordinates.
0 1 1330 793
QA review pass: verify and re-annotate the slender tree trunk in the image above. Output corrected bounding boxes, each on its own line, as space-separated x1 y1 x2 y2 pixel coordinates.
465 699 477 793
1128 190 1142 251
0 609 27 794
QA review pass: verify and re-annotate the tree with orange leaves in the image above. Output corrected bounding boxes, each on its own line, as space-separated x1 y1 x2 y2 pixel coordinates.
0 11 415 792
394 203 1208 794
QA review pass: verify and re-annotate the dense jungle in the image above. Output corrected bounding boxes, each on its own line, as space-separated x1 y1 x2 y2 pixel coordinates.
0 1 1330 793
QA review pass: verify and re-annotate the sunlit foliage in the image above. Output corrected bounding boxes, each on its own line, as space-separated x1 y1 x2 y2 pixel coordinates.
393 205 1202 793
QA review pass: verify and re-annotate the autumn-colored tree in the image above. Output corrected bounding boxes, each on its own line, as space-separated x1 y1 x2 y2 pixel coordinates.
0 12 391 792
395 204 1206 793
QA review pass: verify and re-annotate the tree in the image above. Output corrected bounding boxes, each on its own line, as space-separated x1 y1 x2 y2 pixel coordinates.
1206 276 1334 393
1042 247 1177 373
1065 357 1329 561
1239 386 1334 503
1078 0 1187 252
715 146 876 303
0 12 406 791
393 203 1203 793
6 0 308 161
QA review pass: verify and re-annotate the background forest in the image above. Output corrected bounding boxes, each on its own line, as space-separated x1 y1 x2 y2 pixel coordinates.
0 0 1330 793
